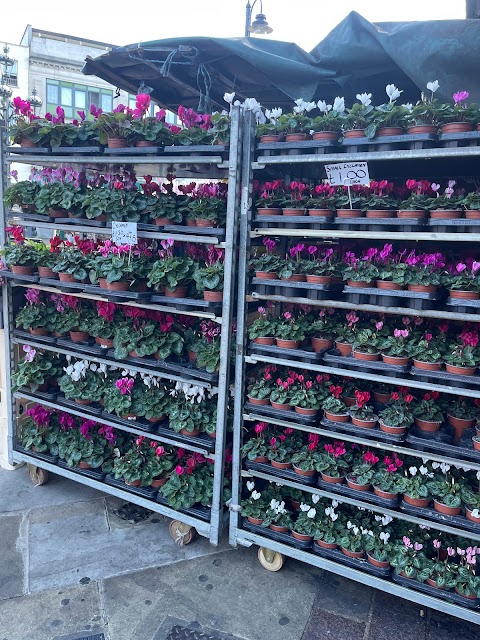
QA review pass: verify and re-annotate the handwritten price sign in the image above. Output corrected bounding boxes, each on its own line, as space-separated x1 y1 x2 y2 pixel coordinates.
111 222 138 247
325 162 370 186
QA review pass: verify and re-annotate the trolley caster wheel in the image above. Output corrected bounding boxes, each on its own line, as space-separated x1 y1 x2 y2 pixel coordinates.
257 546 284 571
28 464 49 486
168 520 196 546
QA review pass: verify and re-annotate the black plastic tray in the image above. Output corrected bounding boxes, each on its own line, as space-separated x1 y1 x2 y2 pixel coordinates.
439 130 480 143
256 139 338 155
411 366 480 389
83 284 152 301
343 285 438 310
57 459 106 481
56 336 105 356
15 445 59 464
320 417 405 444
100 410 161 432
317 478 401 508
406 425 480 463
244 401 319 425
323 349 410 377
7 145 51 155
54 146 104 155
39 277 86 292
155 423 216 451
138 222 226 239
104 473 158 499
1 271 40 284
9 211 53 223
14 329 57 345
400 501 480 535
251 278 342 301
56 217 109 227
56 395 103 417
242 518 313 550
105 146 163 155
249 341 326 362
335 217 425 228
155 494 212 521
254 214 333 227
150 293 221 310
392 571 480 609
245 459 317 485
446 297 480 315
312 543 391 578
17 386 57 401
164 144 228 155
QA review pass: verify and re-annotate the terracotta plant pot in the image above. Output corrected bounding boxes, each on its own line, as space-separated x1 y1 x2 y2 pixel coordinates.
381 354 410 366
473 438 480 452
397 210 426 219
260 134 279 143
255 271 278 280
70 331 89 342
312 131 340 141
270 460 292 470
376 280 403 290
20 138 38 148
343 396 356 408
147 416 166 424
49 208 67 218
324 411 349 423
353 350 380 361
196 219 216 227
276 339 299 349
96 337 114 349
347 280 371 288
257 208 282 216
270 401 292 411
203 290 223 302
154 217 170 226
367 554 390 569
125 478 142 487
136 140 153 147
404 494 431 507
465 210 480 219
343 129 365 138
37 266 56 278
78 461 91 469
336 209 363 218
164 287 188 298
186 219 196 227
247 516 264 525
253 337 275 345
413 359 442 371
441 122 473 133
128 350 142 359
311 337 333 352
373 392 391 404
320 473 345 484
305 275 332 284
290 500 301 511
316 540 338 550
351 416 377 429
282 208 305 216
449 289 480 300
433 499 461 516
373 487 398 500
335 341 352 356
308 208 333 217
445 363 476 376
408 284 437 293
377 127 404 136
346 475 370 491
292 531 313 542
414 418 442 433
293 465 316 477
407 124 437 134
447 414 475 442
75 399 93 407
430 209 463 219
188 351 197 363
285 133 307 142
295 407 318 416
30 327 49 336
180 428 201 436
247 396 270 406
270 524 289 533
366 209 395 219
466 506 480 523
58 272 76 283
253 456 268 463
97 278 108 289
341 547 364 559
455 587 478 601
151 477 168 488
281 274 305 282
11 265 34 275
107 280 131 291
107 137 129 148
379 422 407 436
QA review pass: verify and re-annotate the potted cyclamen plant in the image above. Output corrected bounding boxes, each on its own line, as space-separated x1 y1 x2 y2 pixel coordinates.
461 190 480 220
250 238 280 279
349 391 378 428
89 302 118 348
248 306 276 345
274 99 316 142
338 520 367 558
289 377 322 416
15 289 55 335
412 392 444 432
378 390 415 436
343 92 374 138
93 105 132 148
3 177 40 212
404 250 445 293
446 260 480 300
168 382 216 436
131 377 172 424
300 246 340 284
342 249 379 287
445 396 478 441
365 180 398 219
397 179 431 220
309 97 346 141
256 108 283 143
427 469 471 516
315 504 341 549
59 359 106 405
20 404 62 455
280 182 308 216
305 184 336 217
352 325 381 361
2 227 40 275
291 441 319 477
372 454 404 500
390 537 431 582
52 243 89 283
308 308 336 352
255 180 285 215
316 440 352 484
406 81 443 134
103 376 137 420
411 331 444 370
365 530 393 569
322 385 349 422
378 328 412 365
334 311 360 356
438 90 477 134
427 180 463 220
187 182 227 227
267 433 298 470
247 370 275 406
443 340 479 376
278 244 305 281
274 311 305 349
454 549 480 600
346 450 379 491
193 247 224 302
398 463 433 507
269 376 293 411
365 84 410 138
292 504 319 542
13 347 63 392
113 313 183 361
57 419 115 469
147 239 195 297
113 436 175 487
261 498 294 533
373 383 393 405
241 487 268 525
242 422 270 463
334 185 369 218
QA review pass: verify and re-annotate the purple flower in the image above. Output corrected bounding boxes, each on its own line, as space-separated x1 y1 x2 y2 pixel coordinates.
447 547 456 557
453 91 469 104
433 539 441 550
25 288 40 305
308 246 317 255
414 542 423 551
456 263 467 273
22 345 36 362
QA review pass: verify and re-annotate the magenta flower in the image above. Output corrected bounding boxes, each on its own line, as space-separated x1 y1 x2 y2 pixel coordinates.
308 246 317 255
453 91 469 104
175 465 185 475
115 377 134 395
23 345 36 362
394 329 409 339
284 311 292 320
456 262 467 273
25 288 40 305
375 321 384 330
403 536 412 549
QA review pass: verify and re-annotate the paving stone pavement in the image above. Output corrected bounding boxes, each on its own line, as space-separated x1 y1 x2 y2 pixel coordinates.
1 466 480 640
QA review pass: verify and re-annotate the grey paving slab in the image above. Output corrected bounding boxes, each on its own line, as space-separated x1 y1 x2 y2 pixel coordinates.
104 495 165 530
301 609 367 640
0 514 25 600
102 547 321 640
428 609 480 640
0 466 105 514
307 570 373 622
0 582 104 640
367 591 428 640
28 498 229 593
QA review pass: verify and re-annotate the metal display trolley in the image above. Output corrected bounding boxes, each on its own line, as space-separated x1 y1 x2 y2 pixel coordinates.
0 106 242 546
229 111 480 623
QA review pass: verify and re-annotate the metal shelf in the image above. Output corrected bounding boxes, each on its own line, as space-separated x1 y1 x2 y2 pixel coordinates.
233 530 480 625
245 353 480 400
242 469 480 542
243 411 480 472
13 449 212 537
250 228 480 242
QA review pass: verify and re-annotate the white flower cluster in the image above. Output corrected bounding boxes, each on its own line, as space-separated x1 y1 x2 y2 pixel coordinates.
374 514 393 526
269 499 288 515
140 373 162 388
408 465 434 478
170 381 216 404
324 505 338 522
64 359 107 382
299 503 316 518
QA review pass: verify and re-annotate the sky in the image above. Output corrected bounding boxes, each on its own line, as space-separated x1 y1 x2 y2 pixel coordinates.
1 0 466 52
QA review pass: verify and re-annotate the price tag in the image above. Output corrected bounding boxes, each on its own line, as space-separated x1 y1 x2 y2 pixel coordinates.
325 161 370 186
111 222 138 247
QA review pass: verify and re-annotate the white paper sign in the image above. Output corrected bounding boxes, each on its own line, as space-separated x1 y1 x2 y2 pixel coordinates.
325 162 370 186
111 222 138 247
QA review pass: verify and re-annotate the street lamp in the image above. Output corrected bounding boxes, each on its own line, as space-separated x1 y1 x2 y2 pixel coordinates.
0 44 14 119
245 1 273 37
27 87 43 115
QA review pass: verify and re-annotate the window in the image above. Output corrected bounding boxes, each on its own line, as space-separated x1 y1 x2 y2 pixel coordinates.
46 79 113 119
5 60 18 86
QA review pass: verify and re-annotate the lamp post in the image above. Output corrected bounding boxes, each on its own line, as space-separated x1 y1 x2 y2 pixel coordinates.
0 45 14 120
27 87 42 115
245 1 273 37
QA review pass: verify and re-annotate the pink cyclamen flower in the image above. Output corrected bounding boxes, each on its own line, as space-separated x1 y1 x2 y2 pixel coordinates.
456 263 467 273
453 91 469 104
284 312 292 320
25 288 40 305
23 345 36 362
175 465 185 475
394 329 409 339
433 539 441 550
447 547 456 557
375 321 383 330
403 536 413 549
414 543 423 551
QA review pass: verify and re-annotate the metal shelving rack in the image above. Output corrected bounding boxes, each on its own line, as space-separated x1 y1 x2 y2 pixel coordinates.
0 106 242 546
229 111 480 623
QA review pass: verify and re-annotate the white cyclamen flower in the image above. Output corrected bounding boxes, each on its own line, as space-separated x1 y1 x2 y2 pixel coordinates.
330 512 338 521
251 491 261 500
386 84 403 102
472 509 480 518
352 526 359 536
356 92 372 106
347 521 353 529
426 80 439 94
243 97 262 113
307 508 316 519
246 481 255 491
332 96 345 114
311 494 320 504
317 99 332 113
223 92 235 104
380 532 390 543
300 503 310 512
265 107 282 122
419 465 428 475
409 466 417 476
403 103 413 112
